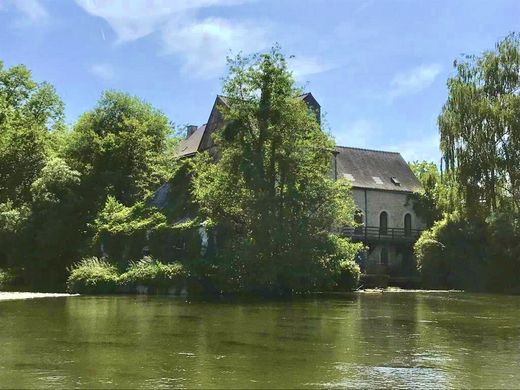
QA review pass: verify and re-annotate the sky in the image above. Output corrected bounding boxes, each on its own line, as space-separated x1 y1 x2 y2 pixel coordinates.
1 0 519 163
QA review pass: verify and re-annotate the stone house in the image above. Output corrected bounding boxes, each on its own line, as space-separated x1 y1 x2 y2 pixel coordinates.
171 93 425 275
334 146 425 275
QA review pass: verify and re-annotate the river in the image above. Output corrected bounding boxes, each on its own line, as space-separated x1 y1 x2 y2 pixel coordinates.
0 292 519 388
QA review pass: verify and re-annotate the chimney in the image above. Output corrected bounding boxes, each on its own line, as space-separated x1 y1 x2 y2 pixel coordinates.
186 125 198 138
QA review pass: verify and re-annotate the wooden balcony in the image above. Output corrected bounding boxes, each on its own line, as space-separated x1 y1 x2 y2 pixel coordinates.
342 225 423 243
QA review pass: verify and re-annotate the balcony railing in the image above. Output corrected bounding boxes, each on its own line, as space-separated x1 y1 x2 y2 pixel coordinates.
342 225 423 242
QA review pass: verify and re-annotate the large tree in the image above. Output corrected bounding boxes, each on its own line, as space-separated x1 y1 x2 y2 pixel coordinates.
0 61 64 205
191 48 360 294
65 91 174 208
439 33 520 216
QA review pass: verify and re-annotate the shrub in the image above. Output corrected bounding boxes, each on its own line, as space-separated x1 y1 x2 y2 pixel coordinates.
119 256 187 293
415 213 488 291
337 259 361 291
66 257 119 294
0 268 14 290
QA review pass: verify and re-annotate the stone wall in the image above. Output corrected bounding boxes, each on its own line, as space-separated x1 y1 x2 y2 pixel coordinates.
350 187 426 272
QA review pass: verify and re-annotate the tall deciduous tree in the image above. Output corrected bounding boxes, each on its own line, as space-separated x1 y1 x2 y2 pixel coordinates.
191 48 361 293
65 91 174 208
439 33 520 216
0 62 64 205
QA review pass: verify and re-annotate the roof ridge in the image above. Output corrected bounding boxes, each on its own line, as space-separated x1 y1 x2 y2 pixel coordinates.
335 145 400 155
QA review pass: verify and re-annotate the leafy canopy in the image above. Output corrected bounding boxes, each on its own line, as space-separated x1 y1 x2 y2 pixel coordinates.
439 33 520 216
191 47 360 293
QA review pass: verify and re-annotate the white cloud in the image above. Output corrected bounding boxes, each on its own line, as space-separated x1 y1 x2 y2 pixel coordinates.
288 57 336 80
74 0 269 78
389 63 442 99
162 17 268 78
74 0 251 42
4 0 48 23
90 63 115 80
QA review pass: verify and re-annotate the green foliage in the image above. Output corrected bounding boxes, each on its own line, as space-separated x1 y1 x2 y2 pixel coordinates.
0 62 64 205
65 91 174 207
119 257 187 292
439 33 520 216
66 257 119 294
20 158 85 289
337 259 361 291
0 268 14 290
409 160 457 226
190 47 360 294
415 212 520 292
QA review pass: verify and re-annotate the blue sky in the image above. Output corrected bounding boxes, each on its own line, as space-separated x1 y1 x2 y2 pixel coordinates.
1 0 519 162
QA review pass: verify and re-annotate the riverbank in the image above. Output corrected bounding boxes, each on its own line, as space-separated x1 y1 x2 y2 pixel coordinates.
0 292 77 301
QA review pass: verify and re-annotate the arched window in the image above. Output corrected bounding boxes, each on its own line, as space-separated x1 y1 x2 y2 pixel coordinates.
404 213 412 236
379 211 388 235
380 246 389 266
354 210 364 235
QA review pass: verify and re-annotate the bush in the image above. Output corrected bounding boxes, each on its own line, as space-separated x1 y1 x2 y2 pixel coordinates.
0 268 14 290
119 256 187 293
414 212 515 292
337 259 360 291
66 257 119 294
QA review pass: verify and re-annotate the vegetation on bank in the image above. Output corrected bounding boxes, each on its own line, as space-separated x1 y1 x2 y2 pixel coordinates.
0 49 362 295
412 34 520 293
2 35 519 295
66 256 187 294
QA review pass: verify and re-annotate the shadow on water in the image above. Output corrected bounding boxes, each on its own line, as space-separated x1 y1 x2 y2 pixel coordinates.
0 292 519 388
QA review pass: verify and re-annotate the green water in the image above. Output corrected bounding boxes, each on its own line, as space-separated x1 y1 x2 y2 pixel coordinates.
1 293 519 389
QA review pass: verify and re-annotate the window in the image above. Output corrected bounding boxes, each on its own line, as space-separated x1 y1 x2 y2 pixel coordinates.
380 246 389 266
404 213 412 236
391 176 401 186
379 211 388 235
354 210 364 235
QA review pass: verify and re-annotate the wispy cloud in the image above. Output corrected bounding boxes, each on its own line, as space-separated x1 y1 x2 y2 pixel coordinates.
75 0 325 80
3 0 48 24
388 63 442 99
288 57 337 81
90 63 115 80
162 17 268 78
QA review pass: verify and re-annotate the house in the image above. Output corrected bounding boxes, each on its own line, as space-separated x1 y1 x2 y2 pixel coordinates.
170 93 425 275
334 146 425 275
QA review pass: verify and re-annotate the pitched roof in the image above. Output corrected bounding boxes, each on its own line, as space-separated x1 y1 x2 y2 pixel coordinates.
174 124 206 158
335 146 422 193
174 93 318 159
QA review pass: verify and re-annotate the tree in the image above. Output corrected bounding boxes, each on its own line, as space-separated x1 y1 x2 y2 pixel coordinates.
409 160 457 226
439 33 520 216
16 158 84 289
0 61 64 205
191 48 361 294
65 91 174 208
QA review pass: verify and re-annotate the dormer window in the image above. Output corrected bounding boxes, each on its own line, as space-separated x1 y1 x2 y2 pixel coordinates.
391 177 401 186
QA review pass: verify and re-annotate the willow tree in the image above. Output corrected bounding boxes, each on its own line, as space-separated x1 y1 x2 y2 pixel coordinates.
439 33 520 216
191 48 360 294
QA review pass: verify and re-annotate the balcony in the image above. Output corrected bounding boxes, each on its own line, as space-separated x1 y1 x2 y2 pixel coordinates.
342 225 423 243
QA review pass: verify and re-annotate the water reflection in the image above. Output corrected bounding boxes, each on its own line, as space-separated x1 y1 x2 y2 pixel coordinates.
0 293 519 388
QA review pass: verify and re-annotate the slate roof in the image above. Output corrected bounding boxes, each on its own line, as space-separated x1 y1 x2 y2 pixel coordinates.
335 146 422 193
174 93 319 159
175 124 206 158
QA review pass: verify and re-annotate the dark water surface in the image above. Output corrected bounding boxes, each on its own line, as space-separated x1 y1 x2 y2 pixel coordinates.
1 292 519 389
